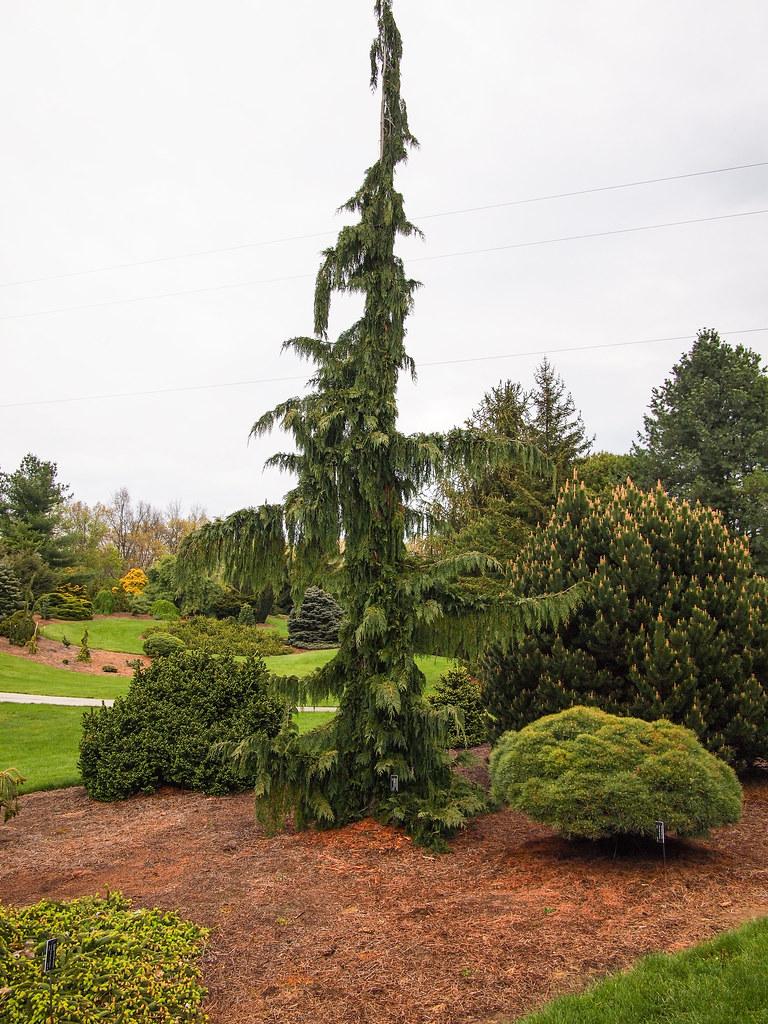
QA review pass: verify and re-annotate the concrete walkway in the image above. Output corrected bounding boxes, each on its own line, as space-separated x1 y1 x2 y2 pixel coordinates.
0 691 337 712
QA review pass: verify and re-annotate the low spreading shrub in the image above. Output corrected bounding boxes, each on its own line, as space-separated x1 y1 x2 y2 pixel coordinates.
143 616 286 657
489 706 742 840
102 664 118 673
92 588 115 614
151 598 180 620
428 666 489 748
143 631 187 658
79 651 285 799
127 593 151 616
0 892 208 1023
0 610 36 647
35 591 93 621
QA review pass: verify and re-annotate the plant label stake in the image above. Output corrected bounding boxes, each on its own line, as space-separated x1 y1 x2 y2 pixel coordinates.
389 773 399 793
43 937 58 973
655 819 667 872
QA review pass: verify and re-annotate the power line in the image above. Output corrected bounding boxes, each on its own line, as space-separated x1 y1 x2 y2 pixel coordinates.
2 326 766 410
1 159 766 289
2 207 766 324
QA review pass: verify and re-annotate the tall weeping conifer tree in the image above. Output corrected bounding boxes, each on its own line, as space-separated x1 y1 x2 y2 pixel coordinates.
179 0 580 846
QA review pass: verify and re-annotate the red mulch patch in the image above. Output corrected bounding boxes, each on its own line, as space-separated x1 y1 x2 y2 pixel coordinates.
0 634 148 676
2 779 768 1023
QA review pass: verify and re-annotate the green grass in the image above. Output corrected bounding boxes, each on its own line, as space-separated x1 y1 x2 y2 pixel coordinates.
41 616 166 655
0 703 334 794
266 614 289 636
264 649 456 694
0 651 131 699
1 704 86 791
517 917 768 1023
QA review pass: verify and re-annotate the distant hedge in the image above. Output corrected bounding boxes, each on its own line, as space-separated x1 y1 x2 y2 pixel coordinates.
80 651 285 799
143 616 285 657
489 706 742 840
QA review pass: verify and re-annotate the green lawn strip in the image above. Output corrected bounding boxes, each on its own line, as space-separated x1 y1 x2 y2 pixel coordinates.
41 616 168 655
266 614 289 636
516 917 768 1023
0 650 130 699
264 649 455 695
1 703 334 793
1 704 86 792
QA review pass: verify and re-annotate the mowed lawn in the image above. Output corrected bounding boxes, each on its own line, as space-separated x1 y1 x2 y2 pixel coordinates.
41 616 166 655
1 703 335 794
264 649 456 693
0 651 131 700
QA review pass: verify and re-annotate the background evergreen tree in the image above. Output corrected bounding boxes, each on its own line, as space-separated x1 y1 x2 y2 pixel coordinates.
0 454 74 569
633 329 768 572
179 0 579 847
0 565 23 619
288 586 343 649
482 479 768 769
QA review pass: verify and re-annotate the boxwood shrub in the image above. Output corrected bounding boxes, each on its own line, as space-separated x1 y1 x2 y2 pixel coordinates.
79 651 285 799
0 892 208 1023
143 631 187 658
151 597 180 620
489 705 742 840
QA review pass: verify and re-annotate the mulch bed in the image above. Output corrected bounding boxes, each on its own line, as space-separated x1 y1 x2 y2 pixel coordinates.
3 772 768 1023
0 634 148 677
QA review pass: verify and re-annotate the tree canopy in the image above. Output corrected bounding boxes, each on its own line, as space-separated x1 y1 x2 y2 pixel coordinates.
179 0 580 847
633 329 768 572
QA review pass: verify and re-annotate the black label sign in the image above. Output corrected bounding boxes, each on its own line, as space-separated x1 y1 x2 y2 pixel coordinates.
655 820 666 844
389 774 399 793
43 937 58 973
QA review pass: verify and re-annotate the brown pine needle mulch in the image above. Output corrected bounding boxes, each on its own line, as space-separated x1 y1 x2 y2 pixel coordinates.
2 778 768 1023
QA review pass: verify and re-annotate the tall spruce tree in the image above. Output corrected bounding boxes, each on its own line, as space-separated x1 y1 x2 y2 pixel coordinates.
179 1 579 847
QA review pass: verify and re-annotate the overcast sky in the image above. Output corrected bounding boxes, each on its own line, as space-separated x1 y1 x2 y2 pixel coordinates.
1 0 766 517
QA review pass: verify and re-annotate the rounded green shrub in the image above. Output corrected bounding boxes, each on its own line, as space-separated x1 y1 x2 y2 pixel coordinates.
489 706 743 840
35 591 93 621
150 598 180 620
428 666 489 748
143 616 286 657
143 632 187 658
102 664 119 673
79 651 285 799
92 589 115 614
0 610 36 647
482 480 768 768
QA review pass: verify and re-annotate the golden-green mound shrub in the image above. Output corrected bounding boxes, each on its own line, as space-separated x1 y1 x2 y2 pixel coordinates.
489 706 742 840
143 630 187 657
0 892 208 1023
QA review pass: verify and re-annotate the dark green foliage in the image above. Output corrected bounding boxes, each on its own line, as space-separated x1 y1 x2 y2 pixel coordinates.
517 918 768 1024
0 564 23 619
0 453 74 569
489 706 742 840
79 651 285 799
143 631 187 658
92 588 115 614
576 450 641 497
177 1 577 849
428 666 489 747
0 892 208 1023
238 602 256 626
102 664 118 673
35 590 93 620
0 610 35 647
144 616 285 657
254 584 274 623
151 597 180 620
633 329 768 572
127 593 151 616
287 586 343 649
482 479 768 768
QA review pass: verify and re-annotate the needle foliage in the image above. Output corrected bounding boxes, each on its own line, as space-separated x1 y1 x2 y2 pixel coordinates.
179 1 579 848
